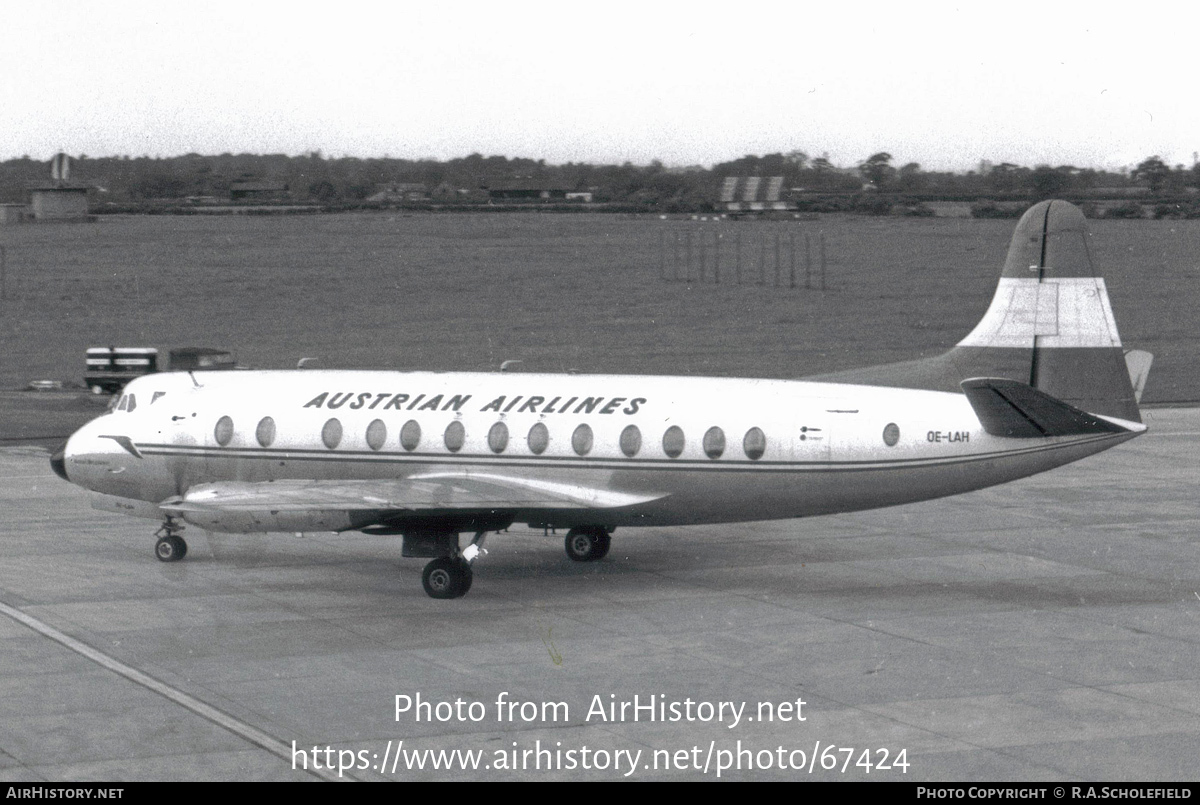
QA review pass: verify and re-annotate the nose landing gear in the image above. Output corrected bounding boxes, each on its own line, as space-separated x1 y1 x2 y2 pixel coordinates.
153 518 187 562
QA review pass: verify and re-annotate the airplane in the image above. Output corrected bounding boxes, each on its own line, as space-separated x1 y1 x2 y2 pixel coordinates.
50 200 1147 599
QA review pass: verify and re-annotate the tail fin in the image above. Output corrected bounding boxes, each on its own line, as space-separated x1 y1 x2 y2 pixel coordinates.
813 200 1141 422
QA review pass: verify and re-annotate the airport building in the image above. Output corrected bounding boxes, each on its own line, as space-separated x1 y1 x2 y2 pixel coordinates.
28 153 92 222
719 175 794 212
0 203 30 224
29 184 90 221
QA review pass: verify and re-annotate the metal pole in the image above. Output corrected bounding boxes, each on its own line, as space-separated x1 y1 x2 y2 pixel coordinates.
820 232 827 290
735 229 742 284
673 231 680 282
759 237 766 285
789 233 796 288
659 230 665 281
805 234 812 289
685 229 693 283
0 244 6 301
714 231 721 284
774 232 781 287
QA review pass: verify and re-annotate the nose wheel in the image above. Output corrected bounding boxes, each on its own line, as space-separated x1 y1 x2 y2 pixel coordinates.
155 535 187 561
154 519 188 562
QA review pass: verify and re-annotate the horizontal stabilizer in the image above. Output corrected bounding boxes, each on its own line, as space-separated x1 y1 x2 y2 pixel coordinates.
960 378 1133 438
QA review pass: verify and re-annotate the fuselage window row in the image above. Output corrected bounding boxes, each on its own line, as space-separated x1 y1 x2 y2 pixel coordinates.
212 417 768 460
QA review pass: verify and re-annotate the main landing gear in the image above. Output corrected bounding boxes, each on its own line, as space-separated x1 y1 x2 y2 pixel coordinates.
417 525 616 598
420 531 487 600
154 518 187 562
564 526 612 562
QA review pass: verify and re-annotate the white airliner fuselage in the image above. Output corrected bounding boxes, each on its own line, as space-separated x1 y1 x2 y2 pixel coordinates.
52 201 1148 598
66 370 1140 530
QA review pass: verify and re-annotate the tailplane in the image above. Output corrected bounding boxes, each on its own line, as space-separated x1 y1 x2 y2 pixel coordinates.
813 200 1142 422
961 378 1141 438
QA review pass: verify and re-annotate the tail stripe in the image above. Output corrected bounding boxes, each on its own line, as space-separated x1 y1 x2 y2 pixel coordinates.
956 277 1121 349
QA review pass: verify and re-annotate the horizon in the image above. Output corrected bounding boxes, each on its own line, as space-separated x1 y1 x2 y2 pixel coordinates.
0 150 1165 177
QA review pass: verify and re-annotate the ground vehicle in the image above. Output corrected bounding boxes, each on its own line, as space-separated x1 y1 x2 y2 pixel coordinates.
84 347 237 393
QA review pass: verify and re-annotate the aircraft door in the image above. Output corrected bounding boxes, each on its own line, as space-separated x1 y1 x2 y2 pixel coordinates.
159 391 205 490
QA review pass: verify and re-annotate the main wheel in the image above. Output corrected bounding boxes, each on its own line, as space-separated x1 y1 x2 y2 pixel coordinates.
591 530 611 560
155 535 187 562
455 558 473 597
565 527 610 562
422 557 472 599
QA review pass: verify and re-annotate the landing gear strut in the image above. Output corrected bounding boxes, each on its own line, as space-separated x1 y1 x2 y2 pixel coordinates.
564 526 611 562
154 518 187 562
420 531 488 599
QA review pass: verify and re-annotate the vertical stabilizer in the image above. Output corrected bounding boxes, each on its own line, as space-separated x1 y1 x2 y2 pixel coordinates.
810 200 1141 422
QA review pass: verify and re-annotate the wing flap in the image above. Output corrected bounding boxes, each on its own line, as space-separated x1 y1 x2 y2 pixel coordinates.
960 377 1135 438
161 473 666 514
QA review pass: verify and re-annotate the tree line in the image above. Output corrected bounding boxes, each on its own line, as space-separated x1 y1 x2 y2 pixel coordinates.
0 150 1194 210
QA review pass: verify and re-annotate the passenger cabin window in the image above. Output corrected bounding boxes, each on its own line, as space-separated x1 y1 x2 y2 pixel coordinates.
883 423 900 447
400 420 421 451
444 421 465 453
322 418 342 449
527 422 549 455
255 417 276 447
214 415 234 447
743 427 766 460
619 425 641 457
572 424 593 456
366 419 387 451
488 422 509 453
703 427 725 459
662 426 685 458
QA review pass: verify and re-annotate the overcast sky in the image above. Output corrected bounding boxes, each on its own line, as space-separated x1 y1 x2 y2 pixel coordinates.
3 0 1197 172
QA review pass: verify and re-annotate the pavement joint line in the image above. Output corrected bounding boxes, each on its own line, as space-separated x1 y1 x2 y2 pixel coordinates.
0 598 348 782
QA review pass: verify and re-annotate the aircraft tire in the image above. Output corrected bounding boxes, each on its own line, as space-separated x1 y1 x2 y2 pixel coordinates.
592 530 611 560
423 557 468 599
454 559 473 597
565 528 609 562
155 535 187 562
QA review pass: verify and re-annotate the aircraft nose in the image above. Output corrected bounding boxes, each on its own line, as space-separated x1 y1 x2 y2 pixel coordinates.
50 444 70 482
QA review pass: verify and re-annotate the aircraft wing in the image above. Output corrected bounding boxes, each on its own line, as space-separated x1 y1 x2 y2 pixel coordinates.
160 472 666 515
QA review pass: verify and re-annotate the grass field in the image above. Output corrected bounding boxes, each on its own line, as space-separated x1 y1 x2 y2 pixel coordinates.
0 211 1195 407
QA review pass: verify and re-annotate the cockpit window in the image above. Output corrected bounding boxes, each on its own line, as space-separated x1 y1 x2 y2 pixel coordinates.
116 395 127 411
126 394 136 412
